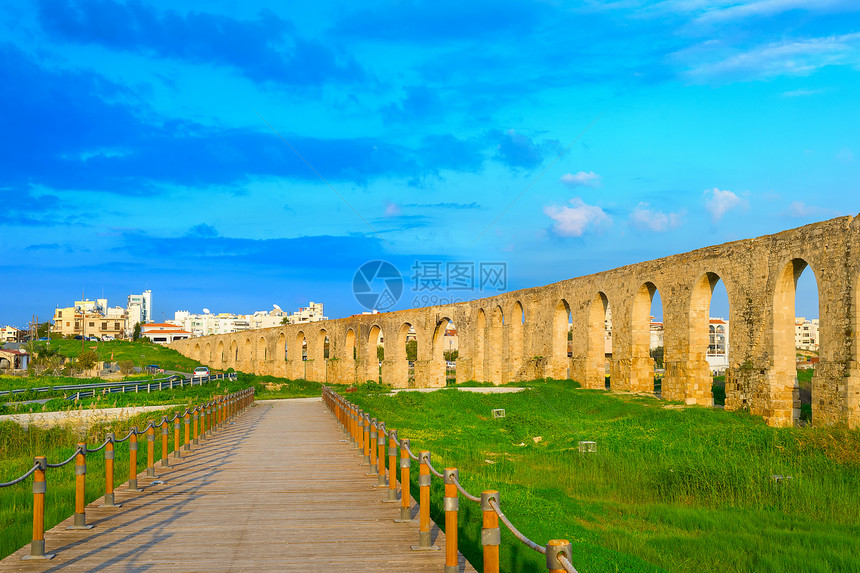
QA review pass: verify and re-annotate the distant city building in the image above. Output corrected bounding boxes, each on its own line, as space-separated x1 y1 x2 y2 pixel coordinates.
0 348 29 370
707 318 729 374
141 323 191 345
795 317 819 351
171 302 327 337
127 290 153 331
0 325 21 343
52 298 127 339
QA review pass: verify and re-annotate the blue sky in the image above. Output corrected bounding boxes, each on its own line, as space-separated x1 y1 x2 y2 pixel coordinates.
2 0 858 326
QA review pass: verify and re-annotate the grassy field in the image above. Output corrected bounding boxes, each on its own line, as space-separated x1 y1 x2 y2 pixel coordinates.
25 338 203 372
343 380 860 573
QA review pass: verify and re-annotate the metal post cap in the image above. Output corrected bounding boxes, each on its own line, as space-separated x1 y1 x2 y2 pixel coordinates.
481 490 500 511
444 468 459 483
420 451 430 463
546 540 572 570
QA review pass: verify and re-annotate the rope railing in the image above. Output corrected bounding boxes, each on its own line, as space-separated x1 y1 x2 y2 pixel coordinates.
0 385 255 561
322 385 581 573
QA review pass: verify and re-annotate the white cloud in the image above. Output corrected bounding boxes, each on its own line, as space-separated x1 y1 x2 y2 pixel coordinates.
679 32 860 82
544 198 609 237
704 188 748 221
788 200 819 217
695 0 848 24
630 203 682 232
560 171 601 188
383 201 401 217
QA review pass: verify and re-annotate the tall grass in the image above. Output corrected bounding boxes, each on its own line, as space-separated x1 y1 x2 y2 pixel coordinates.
347 380 860 572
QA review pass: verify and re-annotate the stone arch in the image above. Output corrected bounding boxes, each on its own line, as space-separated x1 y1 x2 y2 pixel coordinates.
193 343 201 361
474 309 486 381
243 337 252 366
393 322 414 387
552 299 572 379
509 301 525 380
432 317 454 386
686 272 729 406
772 258 820 426
230 339 238 363
631 282 661 393
367 325 383 383
204 342 211 363
278 332 287 361
345 328 356 360
257 336 267 363
487 305 504 384
585 292 609 389
217 340 225 365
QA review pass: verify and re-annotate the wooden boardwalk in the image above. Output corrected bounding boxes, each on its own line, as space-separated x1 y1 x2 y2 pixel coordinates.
1 399 476 572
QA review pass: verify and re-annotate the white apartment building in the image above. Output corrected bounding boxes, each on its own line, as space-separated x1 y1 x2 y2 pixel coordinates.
0 326 21 343
127 290 153 330
795 317 820 351
171 302 327 337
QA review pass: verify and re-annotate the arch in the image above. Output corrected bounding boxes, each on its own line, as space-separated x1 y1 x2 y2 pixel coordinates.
367 325 383 383
312 328 327 361
345 328 356 360
432 318 455 385
294 331 307 361
204 342 211 363
230 339 238 363
474 309 486 381
243 337 252 364
586 292 609 389
257 336 267 363
509 301 525 380
772 258 819 426
396 322 415 386
193 343 201 361
552 299 572 379
631 282 661 393
278 332 287 361
487 305 504 384
687 272 730 406
217 340 225 364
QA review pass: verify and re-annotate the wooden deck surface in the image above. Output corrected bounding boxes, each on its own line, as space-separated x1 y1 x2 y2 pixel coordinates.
0 399 476 572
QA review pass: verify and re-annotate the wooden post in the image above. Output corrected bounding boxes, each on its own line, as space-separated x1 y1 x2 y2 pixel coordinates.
395 439 413 522
386 429 398 501
481 491 500 573
161 417 169 467
184 411 191 451
173 414 181 459
369 419 378 474
102 433 120 507
376 422 386 486
69 443 94 529
193 409 199 445
22 457 54 560
128 427 141 491
411 451 439 550
546 540 572 573
444 468 459 572
146 424 155 477
362 413 371 464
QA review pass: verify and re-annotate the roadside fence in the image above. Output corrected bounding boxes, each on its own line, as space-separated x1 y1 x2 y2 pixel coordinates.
0 386 255 560
0 372 238 402
322 385 579 573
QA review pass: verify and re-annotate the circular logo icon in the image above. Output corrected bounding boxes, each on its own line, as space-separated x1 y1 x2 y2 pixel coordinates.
353 260 403 311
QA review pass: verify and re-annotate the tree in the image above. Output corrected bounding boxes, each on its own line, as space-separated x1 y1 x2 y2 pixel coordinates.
37 321 52 339
377 345 384 362
443 350 458 362
405 340 417 362
118 360 134 375
77 350 99 371
132 322 142 341
281 316 290 325
650 346 664 369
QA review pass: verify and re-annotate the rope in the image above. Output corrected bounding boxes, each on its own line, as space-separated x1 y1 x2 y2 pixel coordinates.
403 440 420 461
558 554 579 573
424 456 444 479
0 463 40 487
47 447 83 468
488 497 546 555
87 438 111 453
114 429 136 443
449 474 481 503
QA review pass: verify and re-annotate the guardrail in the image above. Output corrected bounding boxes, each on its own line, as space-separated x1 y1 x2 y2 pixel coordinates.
322 386 579 573
0 372 238 402
0 386 255 560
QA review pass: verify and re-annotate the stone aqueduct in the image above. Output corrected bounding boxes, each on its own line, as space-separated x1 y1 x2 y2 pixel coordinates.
172 215 860 428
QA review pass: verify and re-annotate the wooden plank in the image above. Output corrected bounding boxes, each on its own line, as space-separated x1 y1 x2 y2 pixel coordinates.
0 399 476 572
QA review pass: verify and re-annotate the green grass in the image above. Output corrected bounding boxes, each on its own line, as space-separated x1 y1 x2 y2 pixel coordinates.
0 405 185 559
345 379 860 573
29 338 203 372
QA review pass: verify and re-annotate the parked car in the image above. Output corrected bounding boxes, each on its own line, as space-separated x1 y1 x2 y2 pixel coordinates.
192 366 210 379
102 335 115 341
